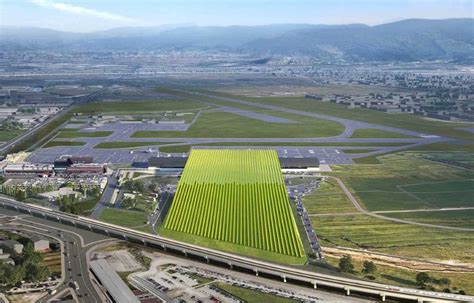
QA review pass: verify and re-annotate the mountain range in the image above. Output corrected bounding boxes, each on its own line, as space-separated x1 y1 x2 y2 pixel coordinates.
1 18 473 62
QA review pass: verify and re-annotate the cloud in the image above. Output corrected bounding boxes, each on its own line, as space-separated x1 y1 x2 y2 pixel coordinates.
29 0 139 24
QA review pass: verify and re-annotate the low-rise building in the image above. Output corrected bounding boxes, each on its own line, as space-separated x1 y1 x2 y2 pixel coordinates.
29 235 50 252
0 239 24 255
38 187 82 202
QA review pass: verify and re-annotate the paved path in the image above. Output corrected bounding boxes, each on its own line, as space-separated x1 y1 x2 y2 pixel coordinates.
373 207 474 214
327 176 474 232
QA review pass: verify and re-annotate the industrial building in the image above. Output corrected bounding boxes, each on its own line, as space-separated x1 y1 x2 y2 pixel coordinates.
90 259 140 303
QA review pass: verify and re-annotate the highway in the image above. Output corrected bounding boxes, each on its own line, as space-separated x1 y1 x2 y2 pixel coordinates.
1 196 472 303
0 211 104 302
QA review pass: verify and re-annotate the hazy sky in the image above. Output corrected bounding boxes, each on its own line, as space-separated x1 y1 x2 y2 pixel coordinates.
1 0 472 32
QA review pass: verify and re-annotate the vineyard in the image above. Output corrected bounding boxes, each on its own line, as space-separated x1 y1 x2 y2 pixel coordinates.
163 149 305 259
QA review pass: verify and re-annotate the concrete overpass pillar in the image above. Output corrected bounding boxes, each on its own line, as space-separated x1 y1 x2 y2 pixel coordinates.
254 269 259 277
161 244 166 251
282 275 287 283
312 281 317 289
228 262 233 269
123 234 127 240
380 293 386 302
88 225 92 231
205 256 209 264
417 299 424 303
345 287 351 296
142 239 146 247
182 250 187 257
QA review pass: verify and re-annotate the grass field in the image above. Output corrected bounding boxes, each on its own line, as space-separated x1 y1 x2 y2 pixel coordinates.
99 208 148 227
204 93 473 142
162 150 305 263
385 210 474 228
0 129 24 142
133 111 344 138
330 152 474 212
43 140 86 148
349 129 417 139
94 141 181 149
312 213 474 263
57 130 113 138
305 152 474 264
303 178 356 214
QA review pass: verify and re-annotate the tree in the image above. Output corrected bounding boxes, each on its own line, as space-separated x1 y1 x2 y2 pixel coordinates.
362 260 377 275
148 182 157 192
416 272 431 286
439 278 451 286
339 255 354 273
121 197 135 209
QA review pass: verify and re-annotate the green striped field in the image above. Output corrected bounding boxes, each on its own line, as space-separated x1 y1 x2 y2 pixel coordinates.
162 150 305 261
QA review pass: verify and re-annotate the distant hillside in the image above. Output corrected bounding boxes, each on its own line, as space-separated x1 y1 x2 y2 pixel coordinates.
1 19 472 62
243 19 474 61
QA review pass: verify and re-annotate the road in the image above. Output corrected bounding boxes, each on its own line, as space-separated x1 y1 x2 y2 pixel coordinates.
90 171 119 219
327 176 474 232
0 209 107 302
1 197 472 303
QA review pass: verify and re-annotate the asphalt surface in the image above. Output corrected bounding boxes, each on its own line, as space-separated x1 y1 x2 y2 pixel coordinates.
90 172 119 219
25 90 450 165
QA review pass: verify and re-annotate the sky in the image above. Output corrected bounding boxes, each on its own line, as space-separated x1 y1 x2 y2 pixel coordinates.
1 0 472 32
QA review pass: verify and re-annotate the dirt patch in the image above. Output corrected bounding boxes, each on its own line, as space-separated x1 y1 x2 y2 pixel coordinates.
323 247 474 273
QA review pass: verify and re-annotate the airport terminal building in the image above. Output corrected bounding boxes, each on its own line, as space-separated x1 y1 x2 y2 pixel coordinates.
145 155 320 173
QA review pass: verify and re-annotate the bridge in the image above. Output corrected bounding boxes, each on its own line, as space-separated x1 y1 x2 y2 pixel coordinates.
1 196 472 303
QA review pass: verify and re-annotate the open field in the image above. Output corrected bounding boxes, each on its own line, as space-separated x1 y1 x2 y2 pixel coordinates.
303 178 356 214
73 99 207 114
330 152 474 212
312 213 474 263
162 150 305 263
324 256 474 295
305 151 474 267
201 92 473 141
57 130 113 138
43 140 86 148
133 111 344 138
99 208 148 227
0 129 24 142
385 210 474 228
349 128 416 139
